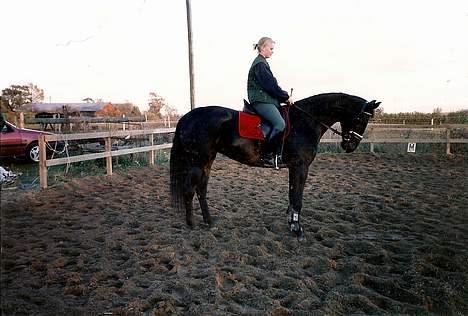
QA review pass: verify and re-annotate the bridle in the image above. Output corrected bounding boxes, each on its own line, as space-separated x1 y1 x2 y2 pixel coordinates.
291 102 373 143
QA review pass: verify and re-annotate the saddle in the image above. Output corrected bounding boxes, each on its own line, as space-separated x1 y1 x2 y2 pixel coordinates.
238 100 290 141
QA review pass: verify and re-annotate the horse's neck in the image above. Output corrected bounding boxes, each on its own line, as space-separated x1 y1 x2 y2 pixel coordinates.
296 98 346 126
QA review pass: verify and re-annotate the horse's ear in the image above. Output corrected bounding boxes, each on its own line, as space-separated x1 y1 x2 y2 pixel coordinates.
367 100 380 110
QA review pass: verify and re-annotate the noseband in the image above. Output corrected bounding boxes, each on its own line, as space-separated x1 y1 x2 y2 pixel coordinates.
292 103 372 143
340 104 373 143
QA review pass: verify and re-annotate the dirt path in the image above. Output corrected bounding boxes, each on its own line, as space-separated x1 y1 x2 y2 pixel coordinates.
1 154 467 315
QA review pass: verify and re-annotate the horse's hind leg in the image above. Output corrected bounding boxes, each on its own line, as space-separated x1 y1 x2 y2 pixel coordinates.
196 160 215 227
184 192 195 228
197 174 213 227
184 167 203 228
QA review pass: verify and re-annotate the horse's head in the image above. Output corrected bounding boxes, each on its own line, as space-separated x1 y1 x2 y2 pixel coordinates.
340 100 380 153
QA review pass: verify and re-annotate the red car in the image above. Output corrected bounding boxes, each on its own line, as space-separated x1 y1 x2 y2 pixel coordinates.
0 120 53 162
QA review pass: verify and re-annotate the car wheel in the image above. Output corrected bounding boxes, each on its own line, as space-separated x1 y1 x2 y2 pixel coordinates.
26 142 40 162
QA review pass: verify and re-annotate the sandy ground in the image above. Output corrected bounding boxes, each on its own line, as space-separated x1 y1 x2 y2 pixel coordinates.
1 154 467 315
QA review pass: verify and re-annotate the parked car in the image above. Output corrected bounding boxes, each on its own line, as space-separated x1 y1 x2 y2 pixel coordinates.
0 120 54 162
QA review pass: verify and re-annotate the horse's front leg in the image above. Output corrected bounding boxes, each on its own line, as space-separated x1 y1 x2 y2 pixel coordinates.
287 163 309 240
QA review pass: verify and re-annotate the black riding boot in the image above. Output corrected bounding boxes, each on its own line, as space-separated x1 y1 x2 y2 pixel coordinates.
261 152 274 166
261 135 285 169
272 140 285 169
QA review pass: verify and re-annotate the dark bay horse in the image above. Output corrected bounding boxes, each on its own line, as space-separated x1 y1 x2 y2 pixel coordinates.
170 93 380 239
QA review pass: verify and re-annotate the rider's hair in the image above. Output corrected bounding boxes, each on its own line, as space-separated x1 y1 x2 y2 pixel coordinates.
253 37 275 52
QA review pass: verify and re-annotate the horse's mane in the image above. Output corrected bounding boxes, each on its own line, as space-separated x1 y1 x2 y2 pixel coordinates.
295 93 367 115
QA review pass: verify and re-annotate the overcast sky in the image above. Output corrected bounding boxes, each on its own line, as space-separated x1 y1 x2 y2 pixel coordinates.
1 0 467 114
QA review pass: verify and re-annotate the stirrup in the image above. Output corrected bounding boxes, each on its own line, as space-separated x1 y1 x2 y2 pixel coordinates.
274 154 285 169
261 153 285 169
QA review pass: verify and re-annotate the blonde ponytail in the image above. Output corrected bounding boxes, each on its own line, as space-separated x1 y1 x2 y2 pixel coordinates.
254 37 274 52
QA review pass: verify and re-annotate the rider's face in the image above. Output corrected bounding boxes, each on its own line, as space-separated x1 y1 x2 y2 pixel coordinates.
260 41 275 58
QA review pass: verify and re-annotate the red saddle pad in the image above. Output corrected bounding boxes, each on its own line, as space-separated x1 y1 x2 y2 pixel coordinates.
238 112 265 140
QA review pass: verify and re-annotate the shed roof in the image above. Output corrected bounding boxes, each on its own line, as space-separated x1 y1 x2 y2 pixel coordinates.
19 102 107 113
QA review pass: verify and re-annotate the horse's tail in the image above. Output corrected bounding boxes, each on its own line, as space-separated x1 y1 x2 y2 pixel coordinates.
170 127 188 212
170 106 234 212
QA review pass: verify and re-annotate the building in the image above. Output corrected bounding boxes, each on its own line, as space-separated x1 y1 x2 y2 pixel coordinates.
19 102 109 117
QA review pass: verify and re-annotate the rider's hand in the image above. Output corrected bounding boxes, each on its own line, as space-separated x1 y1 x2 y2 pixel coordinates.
287 96 294 105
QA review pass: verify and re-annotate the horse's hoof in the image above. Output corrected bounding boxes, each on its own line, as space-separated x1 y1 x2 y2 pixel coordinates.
289 221 305 241
297 231 306 242
207 219 217 229
294 226 305 239
289 221 300 233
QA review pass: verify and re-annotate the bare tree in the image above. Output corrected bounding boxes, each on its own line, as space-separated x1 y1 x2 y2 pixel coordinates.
146 92 167 120
28 83 44 103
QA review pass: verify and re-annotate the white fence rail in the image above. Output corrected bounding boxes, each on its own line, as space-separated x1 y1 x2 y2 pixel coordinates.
39 128 175 189
38 125 467 189
321 126 467 155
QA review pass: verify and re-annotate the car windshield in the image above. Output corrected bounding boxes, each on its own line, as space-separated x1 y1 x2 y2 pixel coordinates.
1 121 17 133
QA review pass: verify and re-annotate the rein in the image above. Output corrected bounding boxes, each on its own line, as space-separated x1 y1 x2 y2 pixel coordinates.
291 103 344 137
291 102 370 141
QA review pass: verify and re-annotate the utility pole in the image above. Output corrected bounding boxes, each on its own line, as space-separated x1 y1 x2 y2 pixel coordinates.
186 0 195 110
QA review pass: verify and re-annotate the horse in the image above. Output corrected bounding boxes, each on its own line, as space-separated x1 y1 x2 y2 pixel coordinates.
35 112 64 131
170 93 380 239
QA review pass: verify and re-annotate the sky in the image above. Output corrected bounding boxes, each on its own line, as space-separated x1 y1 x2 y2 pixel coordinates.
1 0 467 114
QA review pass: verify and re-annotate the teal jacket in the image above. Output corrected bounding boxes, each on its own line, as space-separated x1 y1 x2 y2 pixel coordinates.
247 54 289 107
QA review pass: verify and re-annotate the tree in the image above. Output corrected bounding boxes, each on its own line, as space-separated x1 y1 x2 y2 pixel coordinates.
432 107 444 124
161 103 179 118
373 107 384 118
96 103 122 117
113 102 141 116
1 85 31 112
446 110 468 124
28 83 44 103
146 92 167 120
1 83 44 112
432 107 443 115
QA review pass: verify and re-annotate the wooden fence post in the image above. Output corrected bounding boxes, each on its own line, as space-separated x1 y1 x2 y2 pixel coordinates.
19 112 25 128
105 137 113 176
446 128 451 155
39 135 48 189
149 133 155 165
368 126 375 153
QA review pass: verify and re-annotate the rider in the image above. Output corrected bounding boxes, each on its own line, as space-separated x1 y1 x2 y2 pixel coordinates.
247 36 294 168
